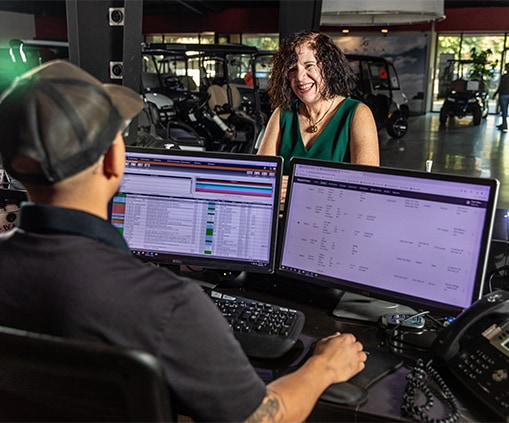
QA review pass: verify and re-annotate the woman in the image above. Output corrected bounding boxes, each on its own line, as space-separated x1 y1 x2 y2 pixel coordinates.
257 31 379 180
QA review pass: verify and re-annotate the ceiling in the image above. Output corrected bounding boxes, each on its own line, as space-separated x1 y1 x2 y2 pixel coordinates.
0 0 508 17
0 1 278 17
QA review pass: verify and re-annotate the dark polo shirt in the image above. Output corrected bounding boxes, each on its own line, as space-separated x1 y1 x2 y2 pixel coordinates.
0 203 266 422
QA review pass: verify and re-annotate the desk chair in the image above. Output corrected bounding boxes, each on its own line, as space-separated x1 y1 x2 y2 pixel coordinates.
0 325 175 422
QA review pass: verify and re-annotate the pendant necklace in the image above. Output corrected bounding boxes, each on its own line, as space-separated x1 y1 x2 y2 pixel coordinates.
307 99 334 133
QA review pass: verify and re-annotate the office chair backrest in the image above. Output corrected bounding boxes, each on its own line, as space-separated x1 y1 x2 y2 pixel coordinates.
0 326 175 422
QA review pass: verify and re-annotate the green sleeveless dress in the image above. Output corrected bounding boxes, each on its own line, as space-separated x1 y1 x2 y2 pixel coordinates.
279 97 360 174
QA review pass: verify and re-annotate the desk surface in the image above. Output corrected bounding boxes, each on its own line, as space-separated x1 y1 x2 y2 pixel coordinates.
213 274 488 423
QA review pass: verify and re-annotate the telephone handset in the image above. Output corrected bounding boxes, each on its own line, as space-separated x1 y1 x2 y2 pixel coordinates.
431 289 509 421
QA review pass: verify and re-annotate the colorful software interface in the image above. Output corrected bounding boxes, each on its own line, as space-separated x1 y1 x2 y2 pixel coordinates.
110 148 281 271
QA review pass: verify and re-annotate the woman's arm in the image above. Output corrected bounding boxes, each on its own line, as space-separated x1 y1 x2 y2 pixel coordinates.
349 102 380 166
257 107 282 156
245 332 366 423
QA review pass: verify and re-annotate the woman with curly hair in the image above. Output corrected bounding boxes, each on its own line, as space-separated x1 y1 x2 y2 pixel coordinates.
258 31 379 180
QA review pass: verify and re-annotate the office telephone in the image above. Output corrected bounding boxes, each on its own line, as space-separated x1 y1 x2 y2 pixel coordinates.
430 289 509 421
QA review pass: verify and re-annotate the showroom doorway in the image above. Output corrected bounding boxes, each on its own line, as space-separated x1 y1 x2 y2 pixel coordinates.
433 33 508 114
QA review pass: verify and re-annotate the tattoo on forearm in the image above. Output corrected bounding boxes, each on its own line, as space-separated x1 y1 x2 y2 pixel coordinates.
245 393 284 423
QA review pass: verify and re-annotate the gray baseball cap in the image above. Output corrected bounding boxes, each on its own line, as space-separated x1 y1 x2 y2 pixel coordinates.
0 60 143 184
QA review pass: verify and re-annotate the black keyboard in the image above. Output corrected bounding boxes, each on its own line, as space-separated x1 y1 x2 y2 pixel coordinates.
207 290 305 359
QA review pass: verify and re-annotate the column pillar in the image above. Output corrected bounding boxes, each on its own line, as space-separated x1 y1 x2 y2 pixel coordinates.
65 0 142 143
279 0 323 41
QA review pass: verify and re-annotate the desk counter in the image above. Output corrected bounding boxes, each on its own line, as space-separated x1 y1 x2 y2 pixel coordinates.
215 277 486 423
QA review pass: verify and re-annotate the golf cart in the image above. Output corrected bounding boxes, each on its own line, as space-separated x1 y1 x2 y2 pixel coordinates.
439 59 489 126
347 54 410 139
141 43 264 153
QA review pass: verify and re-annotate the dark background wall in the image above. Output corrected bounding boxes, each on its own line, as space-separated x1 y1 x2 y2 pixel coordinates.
31 6 509 41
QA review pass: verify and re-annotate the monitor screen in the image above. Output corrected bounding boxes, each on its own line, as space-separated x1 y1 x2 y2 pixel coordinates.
109 147 282 273
278 158 499 320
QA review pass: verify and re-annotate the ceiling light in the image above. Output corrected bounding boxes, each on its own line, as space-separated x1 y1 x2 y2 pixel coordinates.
321 0 445 26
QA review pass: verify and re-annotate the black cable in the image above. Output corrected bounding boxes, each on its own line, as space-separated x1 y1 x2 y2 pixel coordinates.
497 210 509 289
401 358 460 423
486 265 509 293
504 209 509 251
385 311 439 355
426 314 451 330
387 336 432 355
485 211 509 293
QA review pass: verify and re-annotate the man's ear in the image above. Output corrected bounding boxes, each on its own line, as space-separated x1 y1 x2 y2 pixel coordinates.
102 132 125 179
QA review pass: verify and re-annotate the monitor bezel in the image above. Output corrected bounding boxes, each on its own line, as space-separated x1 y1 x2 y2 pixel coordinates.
110 147 283 274
277 157 500 317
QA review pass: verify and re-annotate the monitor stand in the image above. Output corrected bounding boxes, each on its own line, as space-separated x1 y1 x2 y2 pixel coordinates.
203 269 248 288
332 291 417 323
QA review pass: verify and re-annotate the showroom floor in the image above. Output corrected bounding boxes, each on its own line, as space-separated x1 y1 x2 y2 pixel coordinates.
378 112 509 210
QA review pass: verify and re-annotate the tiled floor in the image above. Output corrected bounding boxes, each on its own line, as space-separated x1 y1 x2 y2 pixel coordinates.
378 112 509 210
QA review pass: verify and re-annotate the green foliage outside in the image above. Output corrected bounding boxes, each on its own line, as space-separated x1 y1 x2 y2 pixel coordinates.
437 34 506 94
469 47 498 81
242 36 278 51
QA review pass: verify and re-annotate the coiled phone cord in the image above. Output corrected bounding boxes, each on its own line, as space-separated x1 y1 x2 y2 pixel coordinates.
401 358 460 423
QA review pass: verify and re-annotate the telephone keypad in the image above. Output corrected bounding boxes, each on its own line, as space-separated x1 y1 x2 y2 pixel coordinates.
458 349 496 380
454 345 509 416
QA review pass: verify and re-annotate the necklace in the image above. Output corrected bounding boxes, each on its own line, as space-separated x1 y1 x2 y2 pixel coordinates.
307 99 335 133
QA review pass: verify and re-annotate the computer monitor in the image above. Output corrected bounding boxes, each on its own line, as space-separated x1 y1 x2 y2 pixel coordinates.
109 147 282 275
278 158 499 321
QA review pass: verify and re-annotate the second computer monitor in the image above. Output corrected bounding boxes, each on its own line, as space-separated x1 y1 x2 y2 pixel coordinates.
110 147 283 274
278 158 499 319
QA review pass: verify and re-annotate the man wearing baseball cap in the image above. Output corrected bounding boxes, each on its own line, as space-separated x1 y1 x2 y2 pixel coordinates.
0 60 366 422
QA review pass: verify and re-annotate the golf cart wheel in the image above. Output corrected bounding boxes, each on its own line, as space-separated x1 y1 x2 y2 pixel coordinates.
439 106 448 125
472 106 482 125
482 103 489 119
386 113 408 138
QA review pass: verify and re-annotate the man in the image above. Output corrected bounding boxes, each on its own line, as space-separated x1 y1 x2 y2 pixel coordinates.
0 60 366 422
494 63 509 132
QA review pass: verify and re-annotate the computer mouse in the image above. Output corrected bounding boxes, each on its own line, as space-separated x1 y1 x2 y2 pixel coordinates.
320 382 368 406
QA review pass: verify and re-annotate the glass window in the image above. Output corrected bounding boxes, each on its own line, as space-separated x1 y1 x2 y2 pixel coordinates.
434 34 506 111
242 34 279 51
144 33 215 45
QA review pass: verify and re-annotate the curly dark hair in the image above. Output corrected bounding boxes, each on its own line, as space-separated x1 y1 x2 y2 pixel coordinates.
268 31 357 111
